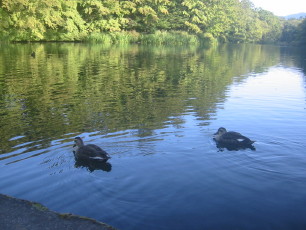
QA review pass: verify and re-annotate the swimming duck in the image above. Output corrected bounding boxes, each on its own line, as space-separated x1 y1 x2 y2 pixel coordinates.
214 127 255 148
31 51 36 58
73 137 111 162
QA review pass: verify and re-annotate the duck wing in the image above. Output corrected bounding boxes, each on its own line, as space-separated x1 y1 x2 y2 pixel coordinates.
77 144 110 161
86 144 111 160
86 144 104 152
222 131 244 140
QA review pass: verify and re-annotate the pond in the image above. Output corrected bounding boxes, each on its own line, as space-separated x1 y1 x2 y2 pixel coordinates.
0 43 306 230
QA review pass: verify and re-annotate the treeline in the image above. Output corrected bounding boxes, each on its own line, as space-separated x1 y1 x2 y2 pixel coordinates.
280 18 306 45
0 0 305 45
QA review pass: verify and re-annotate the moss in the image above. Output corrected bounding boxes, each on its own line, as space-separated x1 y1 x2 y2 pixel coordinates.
58 213 73 219
32 202 49 212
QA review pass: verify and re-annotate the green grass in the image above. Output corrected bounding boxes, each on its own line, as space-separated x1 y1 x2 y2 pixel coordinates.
85 30 213 46
85 32 113 43
140 31 200 45
86 31 140 44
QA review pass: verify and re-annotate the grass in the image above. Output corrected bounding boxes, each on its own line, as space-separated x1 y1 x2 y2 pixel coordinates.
85 30 213 46
140 31 200 45
85 31 140 44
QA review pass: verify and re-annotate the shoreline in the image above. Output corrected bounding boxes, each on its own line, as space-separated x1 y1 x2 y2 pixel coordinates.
0 193 116 230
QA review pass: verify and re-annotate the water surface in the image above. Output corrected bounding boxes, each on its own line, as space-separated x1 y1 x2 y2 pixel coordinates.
0 43 306 230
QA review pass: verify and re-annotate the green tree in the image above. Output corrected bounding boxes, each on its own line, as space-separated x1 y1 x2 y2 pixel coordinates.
257 9 282 43
296 18 306 45
125 0 171 32
0 0 87 41
280 19 300 43
77 0 124 32
0 0 287 44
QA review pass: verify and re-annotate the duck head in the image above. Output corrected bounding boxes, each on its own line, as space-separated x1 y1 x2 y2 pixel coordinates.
74 137 84 147
214 127 227 140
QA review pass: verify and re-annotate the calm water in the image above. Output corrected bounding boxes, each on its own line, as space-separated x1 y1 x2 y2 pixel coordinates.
0 43 306 230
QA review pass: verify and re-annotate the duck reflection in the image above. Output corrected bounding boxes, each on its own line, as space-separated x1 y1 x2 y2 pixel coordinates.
74 159 112 172
215 142 256 151
213 127 256 151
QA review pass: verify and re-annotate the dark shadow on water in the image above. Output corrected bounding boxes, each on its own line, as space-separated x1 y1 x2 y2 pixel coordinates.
74 159 112 172
215 142 256 151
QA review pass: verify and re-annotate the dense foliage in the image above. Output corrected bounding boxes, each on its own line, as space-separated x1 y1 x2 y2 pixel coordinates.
280 18 306 45
0 0 304 44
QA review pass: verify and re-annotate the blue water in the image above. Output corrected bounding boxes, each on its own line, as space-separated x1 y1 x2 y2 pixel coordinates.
0 44 306 230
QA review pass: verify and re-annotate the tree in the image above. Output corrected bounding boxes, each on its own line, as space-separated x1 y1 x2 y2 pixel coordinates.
0 0 87 41
257 9 282 43
297 18 306 45
77 0 124 32
126 0 171 32
0 0 287 44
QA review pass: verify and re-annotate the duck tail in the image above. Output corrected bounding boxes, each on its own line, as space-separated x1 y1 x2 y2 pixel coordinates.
247 140 255 145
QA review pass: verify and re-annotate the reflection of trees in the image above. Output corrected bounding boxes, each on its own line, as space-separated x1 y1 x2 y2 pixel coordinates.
0 43 280 154
280 46 306 76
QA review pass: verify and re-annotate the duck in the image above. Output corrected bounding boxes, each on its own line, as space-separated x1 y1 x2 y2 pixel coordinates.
73 137 111 162
30 51 36 58
213 127 255 148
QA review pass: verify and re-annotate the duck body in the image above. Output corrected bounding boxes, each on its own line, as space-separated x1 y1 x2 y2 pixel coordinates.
214 127 255 149
73 137 111 162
